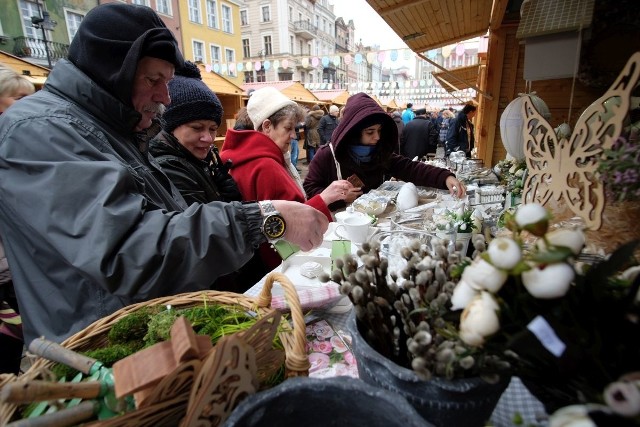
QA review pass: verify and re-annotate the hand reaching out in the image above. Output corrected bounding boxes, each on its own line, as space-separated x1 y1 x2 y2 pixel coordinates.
446 176 466 199
320 179 363 205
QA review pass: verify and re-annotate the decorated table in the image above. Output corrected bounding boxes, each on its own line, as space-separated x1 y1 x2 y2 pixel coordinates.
244 181 548 427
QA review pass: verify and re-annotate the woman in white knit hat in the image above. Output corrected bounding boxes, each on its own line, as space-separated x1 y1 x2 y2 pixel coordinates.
221 86 354 273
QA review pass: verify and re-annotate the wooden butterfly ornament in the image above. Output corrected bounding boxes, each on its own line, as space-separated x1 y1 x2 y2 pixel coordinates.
521 51 640 230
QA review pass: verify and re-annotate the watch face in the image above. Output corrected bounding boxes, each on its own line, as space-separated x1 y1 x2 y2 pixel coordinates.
264 215 286 239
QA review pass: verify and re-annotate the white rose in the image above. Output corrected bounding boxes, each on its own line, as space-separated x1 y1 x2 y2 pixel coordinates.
549 405 596 427
522 263 575 299
515 168 524 177
459 292 500 347
603 381 640 417
515 203 547 228
462 258 508 293
459 222 468 231
487 237 522 270
537 229 586 256
450 279 479 310
509 165 517 174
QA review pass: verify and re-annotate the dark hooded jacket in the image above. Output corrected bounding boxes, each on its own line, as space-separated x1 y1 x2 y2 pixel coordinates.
149 131 242 205
445 110 475 155
303 93 455 210
0 4 265 344
400 115 439 159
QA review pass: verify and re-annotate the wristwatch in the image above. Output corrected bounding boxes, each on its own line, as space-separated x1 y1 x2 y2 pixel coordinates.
259 201 286 241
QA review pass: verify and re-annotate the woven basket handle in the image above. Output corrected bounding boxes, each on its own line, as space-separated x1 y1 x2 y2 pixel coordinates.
257 272 310 377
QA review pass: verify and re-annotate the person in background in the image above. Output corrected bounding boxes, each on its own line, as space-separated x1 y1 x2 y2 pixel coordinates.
304 104 323 163
233 106 253 130
391 110 404 154
445 102 477 157
0 64 35 114
400 107 439 160
401 102 415 124
439 109 455 144
221 87 351 272
318 104 340 146
0 65 34 373
290 120 301 172
304 93 465 211
0 3 328 344
149 61 263 292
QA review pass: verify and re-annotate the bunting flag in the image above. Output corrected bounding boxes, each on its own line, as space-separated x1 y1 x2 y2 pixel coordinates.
201 45 475 78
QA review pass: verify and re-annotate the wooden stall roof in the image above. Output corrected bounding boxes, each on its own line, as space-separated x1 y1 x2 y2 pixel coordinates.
432 64 480 93
197 64 244 96
386 98 400 109
310 89 350 106
242 81 321 105
0 51 50 86
366 0 495 52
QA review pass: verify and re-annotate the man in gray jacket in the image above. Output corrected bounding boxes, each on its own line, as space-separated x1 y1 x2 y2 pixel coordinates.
0 3 328 344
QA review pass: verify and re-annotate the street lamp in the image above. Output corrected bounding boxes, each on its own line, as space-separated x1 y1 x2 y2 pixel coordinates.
31 11 57 69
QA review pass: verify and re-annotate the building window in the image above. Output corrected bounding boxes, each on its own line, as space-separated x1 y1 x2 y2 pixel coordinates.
263 35 272 56
64 9 83 41
192 40 205 63
289 36 294 55
257 68 266 83
225 48 236 76
221 4 232 33
19 0 41 39
261 5 270 22
206 0 218 29
188 0 201 24
210 44 221 63
278 71 293 81
240 9 248 26
288 6 292 22
132 0 150 5
156 0 171 15
244 71 254 83
242 38 250 59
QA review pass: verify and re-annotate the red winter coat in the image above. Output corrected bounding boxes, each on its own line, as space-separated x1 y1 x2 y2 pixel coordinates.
222 129 332 269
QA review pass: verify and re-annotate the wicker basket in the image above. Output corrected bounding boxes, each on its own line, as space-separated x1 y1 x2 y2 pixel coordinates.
1 272 308 426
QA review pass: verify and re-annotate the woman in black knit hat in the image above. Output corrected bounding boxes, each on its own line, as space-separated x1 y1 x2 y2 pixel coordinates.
150 61 263 291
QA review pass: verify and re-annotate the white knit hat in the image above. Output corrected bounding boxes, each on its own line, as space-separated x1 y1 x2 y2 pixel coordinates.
247 87 297 130
329 104 339 114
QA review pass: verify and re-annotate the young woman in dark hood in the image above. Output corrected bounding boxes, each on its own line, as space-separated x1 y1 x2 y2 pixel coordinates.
303 93 465 210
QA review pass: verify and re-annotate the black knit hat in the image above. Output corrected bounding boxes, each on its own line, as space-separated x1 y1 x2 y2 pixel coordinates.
68 3 184 106
162 61 223 132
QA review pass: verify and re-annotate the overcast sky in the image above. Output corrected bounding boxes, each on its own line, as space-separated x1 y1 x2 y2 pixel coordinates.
330 0 409 51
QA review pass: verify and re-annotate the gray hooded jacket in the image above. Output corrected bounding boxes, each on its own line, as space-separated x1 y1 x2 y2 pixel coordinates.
0 59 265 344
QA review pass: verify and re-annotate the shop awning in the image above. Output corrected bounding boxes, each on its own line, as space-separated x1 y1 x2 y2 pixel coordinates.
242 81 321 106
310 89 350 106
366 0 495 52
197 64 244 96
0 51 50 87
432 64 480 93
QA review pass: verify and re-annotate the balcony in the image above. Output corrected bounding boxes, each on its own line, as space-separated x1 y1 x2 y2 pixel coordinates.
292 21 317 40
12 36 69 67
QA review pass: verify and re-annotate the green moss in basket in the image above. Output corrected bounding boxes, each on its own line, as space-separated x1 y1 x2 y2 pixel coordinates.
108 306 159 344
50 342 143 379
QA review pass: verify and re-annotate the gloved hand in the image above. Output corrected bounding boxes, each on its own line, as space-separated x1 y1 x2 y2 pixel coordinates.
212 166 243 202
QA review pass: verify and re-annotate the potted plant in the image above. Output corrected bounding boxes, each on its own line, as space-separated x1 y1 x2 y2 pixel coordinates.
494 158 527 207
323 231 510 427
451 202 640 425
434 205 481 257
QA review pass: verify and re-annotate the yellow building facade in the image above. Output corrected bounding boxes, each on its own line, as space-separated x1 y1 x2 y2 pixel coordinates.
178 0 244 87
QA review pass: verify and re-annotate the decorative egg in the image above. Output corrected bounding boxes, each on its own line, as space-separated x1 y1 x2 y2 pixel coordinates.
396 182 419 211
499 93 551 160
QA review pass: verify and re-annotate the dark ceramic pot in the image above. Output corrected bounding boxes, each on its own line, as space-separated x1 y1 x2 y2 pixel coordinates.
347 311 510 427
222 376 433 427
